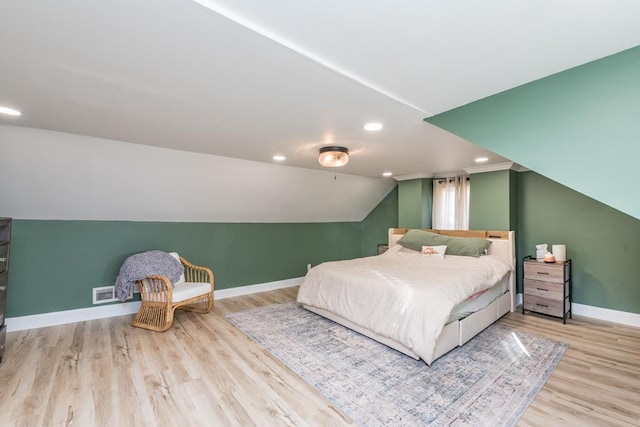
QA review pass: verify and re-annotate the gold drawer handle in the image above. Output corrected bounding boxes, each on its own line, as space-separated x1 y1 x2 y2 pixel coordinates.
536 287 548 291
536 303 549 308
536 271 549 275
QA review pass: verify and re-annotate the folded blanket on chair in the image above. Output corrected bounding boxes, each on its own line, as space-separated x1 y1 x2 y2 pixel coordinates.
114 250 185 301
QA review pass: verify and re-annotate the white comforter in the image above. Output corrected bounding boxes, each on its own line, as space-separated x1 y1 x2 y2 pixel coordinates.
296 245 511 364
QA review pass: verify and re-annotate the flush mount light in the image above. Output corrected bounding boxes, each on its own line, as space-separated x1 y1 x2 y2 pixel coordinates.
475 156 489 163
318 146 349 167
382 172 393 177
364 122 383 131
0 106 21 116
273 155 286 161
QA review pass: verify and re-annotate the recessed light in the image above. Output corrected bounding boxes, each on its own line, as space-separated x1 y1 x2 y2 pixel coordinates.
0 106 21 116
273 155 286 161
475 157 489 163
382 172 393 177
364 122 383 131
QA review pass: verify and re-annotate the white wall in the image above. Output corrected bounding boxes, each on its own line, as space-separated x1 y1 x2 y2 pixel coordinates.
0 125 396 222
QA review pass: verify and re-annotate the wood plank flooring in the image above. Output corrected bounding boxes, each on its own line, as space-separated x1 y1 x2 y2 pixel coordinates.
0 287 638 426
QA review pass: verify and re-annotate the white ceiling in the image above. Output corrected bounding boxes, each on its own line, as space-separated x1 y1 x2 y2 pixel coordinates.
1 0 640 179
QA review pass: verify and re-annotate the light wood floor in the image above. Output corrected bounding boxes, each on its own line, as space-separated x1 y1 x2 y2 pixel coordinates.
1 287 638 426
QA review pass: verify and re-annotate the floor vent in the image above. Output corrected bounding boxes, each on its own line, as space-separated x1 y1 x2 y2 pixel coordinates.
93 285 133 304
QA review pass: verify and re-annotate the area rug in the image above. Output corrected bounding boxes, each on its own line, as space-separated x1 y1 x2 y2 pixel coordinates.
226 302 567 426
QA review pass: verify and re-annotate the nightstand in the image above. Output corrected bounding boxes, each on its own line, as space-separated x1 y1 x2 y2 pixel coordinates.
522 255 572 323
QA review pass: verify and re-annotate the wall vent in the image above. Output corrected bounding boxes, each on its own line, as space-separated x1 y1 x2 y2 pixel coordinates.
92 285 133 304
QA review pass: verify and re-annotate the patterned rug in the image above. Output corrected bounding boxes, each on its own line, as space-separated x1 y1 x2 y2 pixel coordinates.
226 302 567 426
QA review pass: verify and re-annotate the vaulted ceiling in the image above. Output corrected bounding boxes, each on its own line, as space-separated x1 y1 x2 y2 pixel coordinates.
2 0 640 180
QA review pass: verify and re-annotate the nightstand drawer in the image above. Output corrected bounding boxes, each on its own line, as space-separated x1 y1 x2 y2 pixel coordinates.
523 262 564 283
0 324 5 361
0 271 6 325
524 279 565 300
0 243 8 274
523 295 567 318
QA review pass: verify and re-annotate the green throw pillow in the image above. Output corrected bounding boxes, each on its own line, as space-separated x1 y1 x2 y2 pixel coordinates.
396 230 446 251
397 229 491 257
443 236 492 257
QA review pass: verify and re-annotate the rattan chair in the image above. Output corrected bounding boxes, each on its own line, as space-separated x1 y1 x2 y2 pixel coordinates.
131 254 214 331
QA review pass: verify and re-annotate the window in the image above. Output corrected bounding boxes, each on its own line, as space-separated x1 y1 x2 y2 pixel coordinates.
432 176 470 230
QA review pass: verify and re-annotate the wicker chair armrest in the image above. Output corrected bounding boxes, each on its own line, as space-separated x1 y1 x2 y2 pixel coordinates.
179 256 214 288
137 275 173 303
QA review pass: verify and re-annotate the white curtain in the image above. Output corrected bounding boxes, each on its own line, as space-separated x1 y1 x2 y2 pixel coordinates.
432 176 470 230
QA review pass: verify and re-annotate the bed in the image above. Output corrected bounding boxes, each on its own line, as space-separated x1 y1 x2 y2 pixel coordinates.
297 228 516 365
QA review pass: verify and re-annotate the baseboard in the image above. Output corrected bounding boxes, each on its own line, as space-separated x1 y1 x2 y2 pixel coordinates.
516 292 640 328
5 277 302 332
5 301 143 332
10 283 636 333
215 277 302 300
571 303 640 328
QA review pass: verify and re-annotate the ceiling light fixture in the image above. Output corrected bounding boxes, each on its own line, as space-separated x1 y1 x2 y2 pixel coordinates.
0 106 22 116
475 156 489 163
273 155 286 161
318 146 349 168
382 172 393 177
364 122 383 131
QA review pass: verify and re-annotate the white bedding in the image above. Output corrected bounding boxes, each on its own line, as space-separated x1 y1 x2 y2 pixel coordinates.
296 245 511 364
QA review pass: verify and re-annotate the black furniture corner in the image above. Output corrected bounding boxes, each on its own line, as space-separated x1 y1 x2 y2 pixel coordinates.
0 217 12 363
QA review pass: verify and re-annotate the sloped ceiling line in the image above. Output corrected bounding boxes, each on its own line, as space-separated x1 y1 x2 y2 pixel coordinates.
191 0 428 115
0 125 397 222
427 46 640 220
0 0 507 179
2 0 640 206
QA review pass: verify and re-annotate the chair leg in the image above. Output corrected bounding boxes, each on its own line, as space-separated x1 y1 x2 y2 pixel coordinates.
131 301 176 332
133 289 212 331
177 292 214 314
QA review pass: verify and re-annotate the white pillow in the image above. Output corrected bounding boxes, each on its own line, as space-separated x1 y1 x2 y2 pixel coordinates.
169 252 186 283
421 245 447 258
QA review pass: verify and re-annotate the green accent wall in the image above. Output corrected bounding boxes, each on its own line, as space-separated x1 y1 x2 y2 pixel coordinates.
425 46 640 220
517 172 640 313
6 220 361 317
398 179 432 228
7 174 639 318
5 187 401 318
360 186 399 257
397 168 640 314
469 170 517 231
